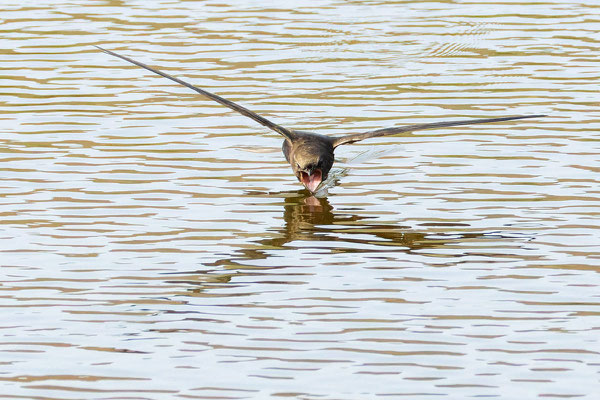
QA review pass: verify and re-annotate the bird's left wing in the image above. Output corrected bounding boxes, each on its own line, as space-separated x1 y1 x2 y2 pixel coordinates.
332 114 546 148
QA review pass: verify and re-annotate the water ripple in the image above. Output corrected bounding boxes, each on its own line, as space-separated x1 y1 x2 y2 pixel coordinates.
1 1 599 399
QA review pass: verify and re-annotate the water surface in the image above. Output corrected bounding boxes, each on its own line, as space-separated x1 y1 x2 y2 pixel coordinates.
1 1 599 399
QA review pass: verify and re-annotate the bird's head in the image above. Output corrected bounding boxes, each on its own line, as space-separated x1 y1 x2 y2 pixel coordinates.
292 145 329 193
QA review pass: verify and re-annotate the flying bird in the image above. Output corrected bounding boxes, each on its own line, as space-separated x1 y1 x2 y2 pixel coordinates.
96 46 545 193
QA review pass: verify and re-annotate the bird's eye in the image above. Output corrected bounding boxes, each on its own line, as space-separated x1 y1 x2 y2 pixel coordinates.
296 163 301 170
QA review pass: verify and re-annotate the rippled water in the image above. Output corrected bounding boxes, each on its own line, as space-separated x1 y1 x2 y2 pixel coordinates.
1 1 599 399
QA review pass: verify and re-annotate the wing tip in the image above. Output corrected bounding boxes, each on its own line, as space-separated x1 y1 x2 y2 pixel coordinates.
520 114 548 119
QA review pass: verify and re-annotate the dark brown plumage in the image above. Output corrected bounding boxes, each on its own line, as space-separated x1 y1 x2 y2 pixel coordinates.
96 46 545 193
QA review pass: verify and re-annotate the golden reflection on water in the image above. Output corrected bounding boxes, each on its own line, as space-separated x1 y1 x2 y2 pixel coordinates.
1 1 600 399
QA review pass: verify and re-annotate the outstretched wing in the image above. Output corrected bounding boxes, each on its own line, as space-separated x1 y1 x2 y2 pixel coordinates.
96 46 296 141
332 114 546 148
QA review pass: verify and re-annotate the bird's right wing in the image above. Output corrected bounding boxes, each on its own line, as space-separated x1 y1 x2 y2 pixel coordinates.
96 46 296 141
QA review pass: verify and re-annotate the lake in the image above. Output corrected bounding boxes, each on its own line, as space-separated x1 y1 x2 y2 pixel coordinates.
1 1 599 399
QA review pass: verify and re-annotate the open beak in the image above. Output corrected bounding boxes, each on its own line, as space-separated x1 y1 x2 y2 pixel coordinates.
300 169 322 193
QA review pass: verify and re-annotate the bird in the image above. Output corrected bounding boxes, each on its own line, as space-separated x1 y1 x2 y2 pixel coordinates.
96 46 545 193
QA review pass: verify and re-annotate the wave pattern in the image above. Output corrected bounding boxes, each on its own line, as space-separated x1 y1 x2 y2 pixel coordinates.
1 1 599 399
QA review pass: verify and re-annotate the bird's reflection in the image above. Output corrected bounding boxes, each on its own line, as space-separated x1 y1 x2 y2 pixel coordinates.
165 190 535 295
204 189 470 268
